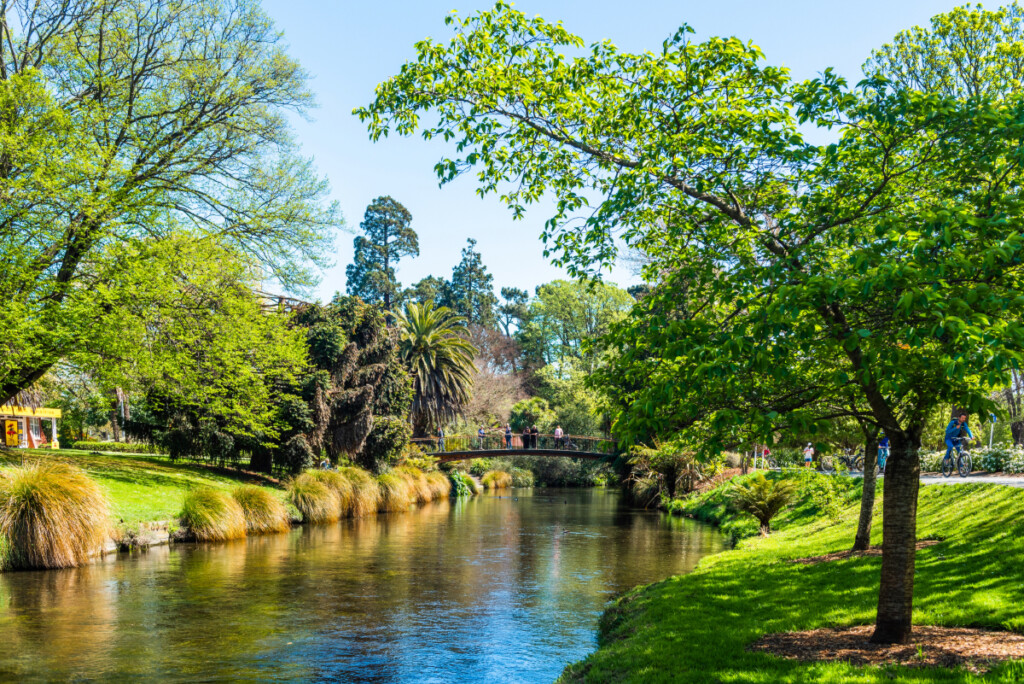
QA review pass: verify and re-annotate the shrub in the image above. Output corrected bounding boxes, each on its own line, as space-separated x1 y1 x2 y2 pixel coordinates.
377 472 414 511
0 462 110 569
509 466 534 488
339 467 381 517
276 434 316 475
360 416 412 472
231 485 290 534
481 470 513 489
728 472 797 535
424 471 451 499
71 441 161 455
180 487 247 541
394 465 432 503
287 473 340 524
306 470 356 516
468 458 494 477
449 471 478 498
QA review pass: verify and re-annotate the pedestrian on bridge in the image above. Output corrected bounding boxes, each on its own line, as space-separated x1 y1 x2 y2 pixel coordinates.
504 424 512 449
553 425 564 449
522 426 531 450
437 426 445 452
530 425 540 449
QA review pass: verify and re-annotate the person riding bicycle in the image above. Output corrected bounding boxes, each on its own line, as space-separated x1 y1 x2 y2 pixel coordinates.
944 413 976 464
878 434 890 471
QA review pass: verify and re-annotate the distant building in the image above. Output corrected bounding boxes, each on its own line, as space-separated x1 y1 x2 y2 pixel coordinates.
1 406 61 449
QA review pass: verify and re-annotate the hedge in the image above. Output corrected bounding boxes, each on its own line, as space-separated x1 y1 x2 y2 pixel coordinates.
71 441 163 455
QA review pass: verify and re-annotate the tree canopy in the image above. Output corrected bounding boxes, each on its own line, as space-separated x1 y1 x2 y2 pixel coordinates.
0 0 339 405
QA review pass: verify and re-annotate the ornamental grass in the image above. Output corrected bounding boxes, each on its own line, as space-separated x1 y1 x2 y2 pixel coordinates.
394 465 432 503
0 462 110 569
339 467 381 517
424 471 451 499
376 472 413 512
231 485 290 535
481 470 513 490
306 469 356 516
287 473 340 524
180 487 247 542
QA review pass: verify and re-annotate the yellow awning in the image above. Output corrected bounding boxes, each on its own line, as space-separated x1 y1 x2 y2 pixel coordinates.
1 406 61 419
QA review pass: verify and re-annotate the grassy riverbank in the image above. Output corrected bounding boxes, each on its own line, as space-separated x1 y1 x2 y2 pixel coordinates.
0 448 283 525
560 474 1024 682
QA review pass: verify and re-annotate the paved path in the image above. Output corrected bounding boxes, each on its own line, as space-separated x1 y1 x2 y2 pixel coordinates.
919 473 1024 488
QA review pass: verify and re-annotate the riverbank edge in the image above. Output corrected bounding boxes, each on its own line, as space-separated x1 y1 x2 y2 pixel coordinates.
558 478 1024 683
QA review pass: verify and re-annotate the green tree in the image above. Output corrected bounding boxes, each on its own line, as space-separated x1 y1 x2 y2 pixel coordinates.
394 302 476 435
357 3 1024 643
345 196 419 310
520 280 632 369
442 239 498 327
0 0 338 406
497 287 530 337
404 275 449 308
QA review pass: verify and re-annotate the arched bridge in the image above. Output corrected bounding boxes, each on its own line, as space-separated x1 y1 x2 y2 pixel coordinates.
412 433 619 462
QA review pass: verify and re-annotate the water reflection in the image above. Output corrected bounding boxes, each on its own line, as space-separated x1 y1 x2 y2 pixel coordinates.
0 488 723 682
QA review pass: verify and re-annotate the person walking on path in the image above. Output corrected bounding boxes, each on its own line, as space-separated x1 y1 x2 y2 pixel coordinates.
803 443 814 468
504 424 513 449
553 425 564 449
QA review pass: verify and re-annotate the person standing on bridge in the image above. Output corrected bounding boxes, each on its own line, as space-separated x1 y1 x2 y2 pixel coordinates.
522 426 531 450
504 424 512 449
553 425 564 449
437 426 445 452
530 425 540 449
478 425 486 450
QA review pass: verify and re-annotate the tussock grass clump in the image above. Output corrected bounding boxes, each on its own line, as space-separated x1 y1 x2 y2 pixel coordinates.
424 471 451 499
481 470 513 490
339 467 381 517
395 465 432 503
377 472 414 512
0 462 110 569
287 473 340 524
307 470 356 516
231 485 290 534
180 487 247 542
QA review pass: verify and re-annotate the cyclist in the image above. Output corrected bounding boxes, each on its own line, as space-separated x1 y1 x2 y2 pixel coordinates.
878 434 890 472
944 413 975 468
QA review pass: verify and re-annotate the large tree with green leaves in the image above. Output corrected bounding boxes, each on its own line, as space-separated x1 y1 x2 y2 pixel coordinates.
345 196 419 310
358 3 1024 643
394 302 476 434
0 0 338 405
442 238 498 328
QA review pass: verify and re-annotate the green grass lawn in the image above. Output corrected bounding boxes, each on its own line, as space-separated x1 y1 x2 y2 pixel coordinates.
560 474 1024 683
0 448 285 525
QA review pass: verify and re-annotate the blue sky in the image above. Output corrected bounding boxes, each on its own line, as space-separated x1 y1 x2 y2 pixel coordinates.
260 0 968 302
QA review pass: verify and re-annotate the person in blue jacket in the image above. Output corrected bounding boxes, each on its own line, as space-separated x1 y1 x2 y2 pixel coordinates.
878 434 890 471
944 413 975 464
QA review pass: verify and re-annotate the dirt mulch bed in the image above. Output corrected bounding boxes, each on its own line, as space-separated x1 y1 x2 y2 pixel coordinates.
790 539 941 565
694 468 743 494
750 625 1024 674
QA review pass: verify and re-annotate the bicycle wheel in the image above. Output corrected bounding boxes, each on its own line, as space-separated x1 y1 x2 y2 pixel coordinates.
767 457 778 469
854 456 864 472
820 456 835 474
958 453 972 477
941 456 954 478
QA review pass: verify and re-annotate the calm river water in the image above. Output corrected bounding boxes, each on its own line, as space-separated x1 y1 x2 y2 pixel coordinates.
0 487 723 682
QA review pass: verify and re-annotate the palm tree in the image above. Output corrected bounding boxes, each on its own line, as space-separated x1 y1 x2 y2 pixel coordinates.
393 302 477 435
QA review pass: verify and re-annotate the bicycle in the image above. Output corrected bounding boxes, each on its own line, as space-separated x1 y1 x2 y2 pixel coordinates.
941 436 973 478
838 448 864 472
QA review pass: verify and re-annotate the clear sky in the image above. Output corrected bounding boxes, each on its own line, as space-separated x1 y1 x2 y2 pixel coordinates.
260 0 969 302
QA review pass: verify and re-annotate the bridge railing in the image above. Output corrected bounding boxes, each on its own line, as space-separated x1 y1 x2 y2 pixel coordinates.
412 433 618 455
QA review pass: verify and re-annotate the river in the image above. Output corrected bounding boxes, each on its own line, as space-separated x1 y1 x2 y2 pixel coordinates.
0 487 724 682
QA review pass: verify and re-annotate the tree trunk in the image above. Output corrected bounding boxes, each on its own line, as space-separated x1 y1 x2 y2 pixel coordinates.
853 435 879 552
870 430 922 644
